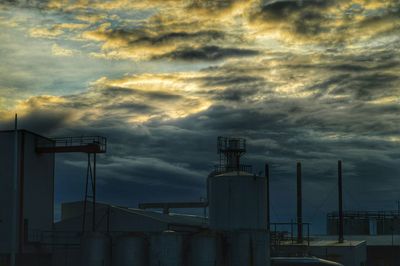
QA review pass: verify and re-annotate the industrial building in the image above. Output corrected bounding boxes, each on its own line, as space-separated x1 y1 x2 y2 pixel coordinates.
0 130 54 266
0 127 355 266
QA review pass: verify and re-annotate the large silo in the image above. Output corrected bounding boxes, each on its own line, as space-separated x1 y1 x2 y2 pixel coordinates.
208 171 268 230
209 137 268 230
208 136 270 266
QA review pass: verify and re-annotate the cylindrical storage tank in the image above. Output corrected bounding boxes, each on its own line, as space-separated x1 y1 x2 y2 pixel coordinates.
189 233 217 266
208 171 268 230
251 230 269 266
227 231 269 266
229 231 251 266
80 232 111 266
113 234 148 266
150 230 183 266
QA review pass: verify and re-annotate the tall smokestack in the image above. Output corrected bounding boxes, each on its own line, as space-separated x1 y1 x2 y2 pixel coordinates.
11 114 18 266
265 163 270 231
338 160 344 243
297 162 303 243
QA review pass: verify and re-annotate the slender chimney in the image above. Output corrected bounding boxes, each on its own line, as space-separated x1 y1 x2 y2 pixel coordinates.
265 163 270 231
11 114 18 266
338 160 344 243
297 162 303 243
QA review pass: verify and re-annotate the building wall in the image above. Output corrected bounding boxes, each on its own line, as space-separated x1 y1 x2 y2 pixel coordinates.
0 130 54 254
22 131 54 233
0 131 18 253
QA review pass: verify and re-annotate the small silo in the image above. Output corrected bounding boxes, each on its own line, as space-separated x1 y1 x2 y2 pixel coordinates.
113 234 148 266
80 232 111 266
150 230 183 266
189 232 217 266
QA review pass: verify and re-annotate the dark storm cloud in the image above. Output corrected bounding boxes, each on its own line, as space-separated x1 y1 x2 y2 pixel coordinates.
0 109 72 135
128 31 226 46
105 102 154 113
198 74 265 87
250 0 400 44
331 73 399 100
153 45 260 61
92 27 227 47
259 0 333 18
186 0 239 11
252 0 335 36
0 0 50 9
94 86 182 101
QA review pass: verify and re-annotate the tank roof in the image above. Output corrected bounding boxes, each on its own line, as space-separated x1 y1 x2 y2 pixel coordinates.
215 171 255 177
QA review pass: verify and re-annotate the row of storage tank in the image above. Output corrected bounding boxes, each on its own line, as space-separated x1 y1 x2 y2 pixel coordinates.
81 171 270 266
82 230 269 266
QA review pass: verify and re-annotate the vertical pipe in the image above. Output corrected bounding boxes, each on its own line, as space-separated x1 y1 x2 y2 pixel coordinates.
297 162 303 243
18 132 25 253
82 153 90 233
338 160 344 243
265 163 270 231
11 114 18 266
92 153 96 232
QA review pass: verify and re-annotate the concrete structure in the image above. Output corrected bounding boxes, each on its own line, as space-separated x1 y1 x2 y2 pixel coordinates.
0 130 54 265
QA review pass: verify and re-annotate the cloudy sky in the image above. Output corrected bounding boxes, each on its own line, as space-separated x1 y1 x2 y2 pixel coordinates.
0 0 399 232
